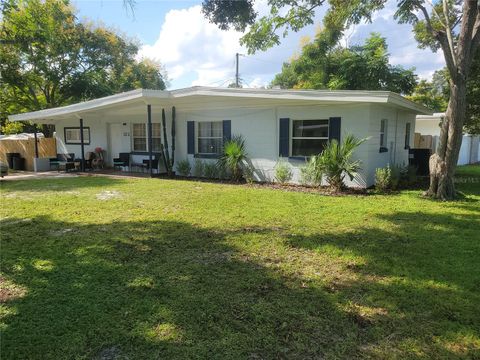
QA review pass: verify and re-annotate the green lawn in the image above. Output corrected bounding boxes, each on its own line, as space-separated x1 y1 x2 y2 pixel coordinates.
1 166 479 359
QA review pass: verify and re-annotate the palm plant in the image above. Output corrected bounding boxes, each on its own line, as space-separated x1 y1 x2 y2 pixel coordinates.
218 135 248 182
315 134 367 191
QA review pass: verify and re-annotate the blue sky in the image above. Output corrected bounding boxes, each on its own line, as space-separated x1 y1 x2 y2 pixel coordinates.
73 0 445 89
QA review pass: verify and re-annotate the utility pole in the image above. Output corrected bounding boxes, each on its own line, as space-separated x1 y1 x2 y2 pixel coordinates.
235 53 240 88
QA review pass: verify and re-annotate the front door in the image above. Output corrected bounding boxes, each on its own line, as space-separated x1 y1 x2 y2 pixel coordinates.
109 123 131 166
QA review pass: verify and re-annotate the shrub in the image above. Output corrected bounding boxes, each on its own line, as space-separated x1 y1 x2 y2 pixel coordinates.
243 165 255 184
193 159 205 177
375 166 392 192
274 159 293 184
218 134 248 182
176 159 191 176
315 134 367 191
299 156 323 186
203 162 219 179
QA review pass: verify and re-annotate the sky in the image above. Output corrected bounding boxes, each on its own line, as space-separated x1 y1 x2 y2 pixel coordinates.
72 0 446 90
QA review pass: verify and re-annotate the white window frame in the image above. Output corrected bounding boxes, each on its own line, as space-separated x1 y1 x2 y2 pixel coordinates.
196 121 223 155
290 119 329 157
151 123 162 152
380 119 388 148
131 123 162 152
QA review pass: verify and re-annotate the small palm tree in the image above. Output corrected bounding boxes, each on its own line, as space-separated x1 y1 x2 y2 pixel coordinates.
218 135 248 182
315 134 367 191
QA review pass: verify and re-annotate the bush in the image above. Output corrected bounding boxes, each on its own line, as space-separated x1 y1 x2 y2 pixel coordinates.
274 159 293 184
299 156 323 186
218 134 248 182
193 159 204 177
176 159 191 176
203 162 219 179
375 166 392 192
243 165 255 184
315 134 367 191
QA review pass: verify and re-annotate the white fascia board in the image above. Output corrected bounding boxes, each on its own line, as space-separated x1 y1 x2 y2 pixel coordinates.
387 93 432 115
8 89 149 122
8 86 431 121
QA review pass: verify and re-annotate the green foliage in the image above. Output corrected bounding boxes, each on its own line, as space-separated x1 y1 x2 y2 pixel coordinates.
376 164 419 192
274 159 293 184
193 159 205 177
299 156 324 187
1 120 24 135
271 33 417 94
203 162 219 179
176 159 191 177
407 78 448 112
375 166 392 192
243 165 255 184
218 135 248 182
0 0 166 118
314 134 367 191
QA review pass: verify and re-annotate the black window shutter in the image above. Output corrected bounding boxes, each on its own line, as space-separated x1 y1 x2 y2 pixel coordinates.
187 121 195 154
329 117 341 143
223 120 231 142
279 118 290 157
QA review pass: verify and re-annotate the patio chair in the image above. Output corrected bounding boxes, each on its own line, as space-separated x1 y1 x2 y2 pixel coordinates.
113 152 130 171
52 153 75 171
84 152 96 171
142 158 159 174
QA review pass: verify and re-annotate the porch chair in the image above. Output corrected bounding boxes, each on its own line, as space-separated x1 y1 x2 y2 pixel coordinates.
113 152 130 171
142 158 159 174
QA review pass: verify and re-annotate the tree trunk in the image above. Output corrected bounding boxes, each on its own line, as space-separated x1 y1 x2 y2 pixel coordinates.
426 78 467 200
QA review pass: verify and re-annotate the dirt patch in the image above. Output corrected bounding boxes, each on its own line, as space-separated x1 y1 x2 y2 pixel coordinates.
0 276 27 303
96 190 122 200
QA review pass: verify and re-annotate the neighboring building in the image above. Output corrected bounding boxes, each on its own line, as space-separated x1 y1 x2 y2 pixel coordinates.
415 113 480 165
9 87 430 187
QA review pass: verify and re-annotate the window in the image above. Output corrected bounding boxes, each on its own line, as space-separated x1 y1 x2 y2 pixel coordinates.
404 122 411 149
380 119 388 148
291 119 329 157
197 121 223 155
151 123 162 152
64 127 90 145
132 123 162 152
132 123 146 151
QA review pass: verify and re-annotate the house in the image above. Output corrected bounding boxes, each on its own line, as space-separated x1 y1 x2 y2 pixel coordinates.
8 86 431 187
415 112 480 165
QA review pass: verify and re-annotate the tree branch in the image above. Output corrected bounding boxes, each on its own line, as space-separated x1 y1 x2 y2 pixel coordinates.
442 0 456 67
417 3 456 74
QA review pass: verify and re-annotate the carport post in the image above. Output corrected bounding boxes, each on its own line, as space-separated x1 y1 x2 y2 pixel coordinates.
79 118 85 171
33 124 39 158
147 104 153 177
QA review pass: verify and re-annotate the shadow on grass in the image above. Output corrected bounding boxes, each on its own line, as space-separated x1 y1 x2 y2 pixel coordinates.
1 217 356 359
285 210 480 357
2 211 479 358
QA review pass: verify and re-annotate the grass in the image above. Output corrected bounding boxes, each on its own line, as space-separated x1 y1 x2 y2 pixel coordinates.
1 166 479 359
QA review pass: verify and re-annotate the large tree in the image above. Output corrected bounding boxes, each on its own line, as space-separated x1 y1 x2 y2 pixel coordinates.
203 0 480 200
272 32 417 94
0 0 167 123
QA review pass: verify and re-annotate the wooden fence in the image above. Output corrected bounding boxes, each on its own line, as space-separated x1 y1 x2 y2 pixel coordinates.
0 138 57 171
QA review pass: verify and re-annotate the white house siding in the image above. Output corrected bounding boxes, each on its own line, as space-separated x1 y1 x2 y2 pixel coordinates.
364 105 415 186
52 103 419 188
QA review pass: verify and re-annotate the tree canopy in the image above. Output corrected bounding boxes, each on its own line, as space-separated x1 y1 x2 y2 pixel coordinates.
0 0 167 124
271 32 417 94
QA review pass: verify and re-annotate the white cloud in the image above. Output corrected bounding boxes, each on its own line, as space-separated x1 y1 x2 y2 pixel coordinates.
138 3 323 89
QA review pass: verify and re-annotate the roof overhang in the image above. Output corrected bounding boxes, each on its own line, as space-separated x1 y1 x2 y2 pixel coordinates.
8 86 432 122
